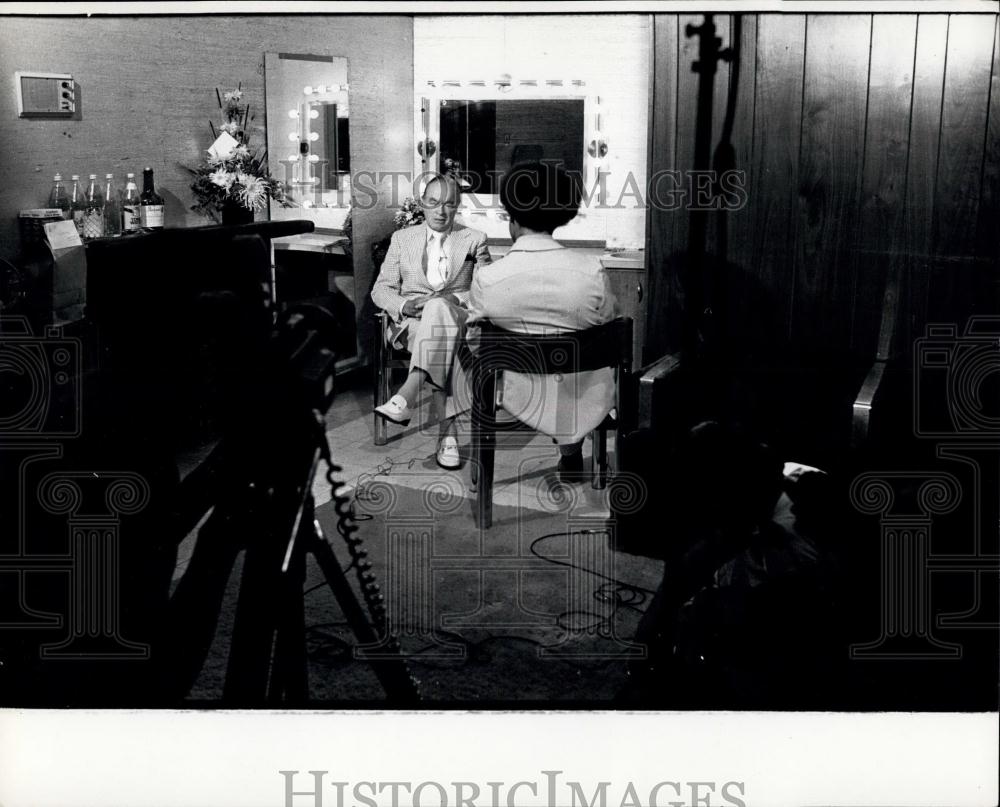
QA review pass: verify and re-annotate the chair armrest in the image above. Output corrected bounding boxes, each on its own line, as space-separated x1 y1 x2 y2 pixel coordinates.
851 360 886 450
637 352 683 431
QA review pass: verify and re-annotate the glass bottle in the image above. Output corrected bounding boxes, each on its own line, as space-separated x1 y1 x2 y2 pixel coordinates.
82 174 105 240
47 174 71 219
69 174 85 235
122 173 141 233
103 174 122 237
139 167 164 229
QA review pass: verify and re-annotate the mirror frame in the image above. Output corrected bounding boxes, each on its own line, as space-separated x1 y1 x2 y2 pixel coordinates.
264 51 351 232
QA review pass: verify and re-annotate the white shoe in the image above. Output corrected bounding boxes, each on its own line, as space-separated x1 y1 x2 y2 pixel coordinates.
436 435 461 469
375 394 411 425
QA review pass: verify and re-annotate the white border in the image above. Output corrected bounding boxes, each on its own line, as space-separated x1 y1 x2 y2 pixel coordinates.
1 4 998 807
0 710 997 806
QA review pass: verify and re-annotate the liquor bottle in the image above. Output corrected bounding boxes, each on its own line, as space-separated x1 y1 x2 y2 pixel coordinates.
103 174 122 237
47 174 71 219
69 174 85 235
122 173 141 233
82 174 105 240
139 167 164 229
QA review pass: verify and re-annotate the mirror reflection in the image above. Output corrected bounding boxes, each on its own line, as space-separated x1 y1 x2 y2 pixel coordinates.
264 52 350 214
438 99 585 194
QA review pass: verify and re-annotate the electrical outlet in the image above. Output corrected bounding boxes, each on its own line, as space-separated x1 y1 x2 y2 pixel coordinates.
15 71 76 118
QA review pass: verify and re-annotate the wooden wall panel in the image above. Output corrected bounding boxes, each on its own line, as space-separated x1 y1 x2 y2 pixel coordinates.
928 15 998 327
791 14 871 350
933 15 996 258
720 13 757 274
975 17 1000 271
646 11 996 370
903 15 950 339
851 14 918 358
747 15 807 343
644 14 679 360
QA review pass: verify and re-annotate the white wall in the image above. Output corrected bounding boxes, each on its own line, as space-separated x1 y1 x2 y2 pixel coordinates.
413 14 650 248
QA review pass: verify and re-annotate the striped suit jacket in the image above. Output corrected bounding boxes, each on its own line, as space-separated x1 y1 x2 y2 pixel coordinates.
370 222 491 322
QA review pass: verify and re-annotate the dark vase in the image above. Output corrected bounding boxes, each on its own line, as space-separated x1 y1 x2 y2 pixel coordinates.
221 200 254 226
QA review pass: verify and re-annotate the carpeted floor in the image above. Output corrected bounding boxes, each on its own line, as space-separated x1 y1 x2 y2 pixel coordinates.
182 384 665 703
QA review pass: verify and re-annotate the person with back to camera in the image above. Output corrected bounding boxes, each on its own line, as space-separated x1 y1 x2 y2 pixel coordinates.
466 161 619 480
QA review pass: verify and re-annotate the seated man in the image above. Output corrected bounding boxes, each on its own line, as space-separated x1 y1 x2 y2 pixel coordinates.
370 173 491 468
467 162 618 480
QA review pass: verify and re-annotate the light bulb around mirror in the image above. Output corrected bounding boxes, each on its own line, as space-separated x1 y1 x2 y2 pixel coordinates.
309 109 319 119
303 86 313 95
308 132 319 142
288 109 299 118
288 132 298 141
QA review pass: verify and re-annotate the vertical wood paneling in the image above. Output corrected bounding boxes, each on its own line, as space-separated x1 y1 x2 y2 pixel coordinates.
671 14 732 257
719 14 759 349
644 13 679 360
748 15 807 341
646 11 997 376
721 13 757 273
852 15 918 357
928 14 998 326
791 14 872 350
904 15 950 335
975 17 1000 271
671 14 705 259
933 15 996 257
704 14 734 266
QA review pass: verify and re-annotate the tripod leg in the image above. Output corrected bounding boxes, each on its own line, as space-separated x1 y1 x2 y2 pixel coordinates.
223 516 284 705
158 505 244 701
306 519 419 704
270 516 310 706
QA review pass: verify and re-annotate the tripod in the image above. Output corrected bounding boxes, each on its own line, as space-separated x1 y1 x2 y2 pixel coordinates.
161 305 419 706
223 413 420 705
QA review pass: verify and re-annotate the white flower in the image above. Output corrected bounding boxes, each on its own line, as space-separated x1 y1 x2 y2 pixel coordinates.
209 169 234 189
223 89 243 103
236 174 267 209
232 144 250 159
220 121 240 136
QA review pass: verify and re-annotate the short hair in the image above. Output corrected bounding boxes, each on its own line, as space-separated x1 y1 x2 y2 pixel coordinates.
421 172 462 202
498 162 582 233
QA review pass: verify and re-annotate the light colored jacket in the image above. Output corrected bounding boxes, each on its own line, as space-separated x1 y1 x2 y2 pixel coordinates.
468 233 619 445
371 222 491 322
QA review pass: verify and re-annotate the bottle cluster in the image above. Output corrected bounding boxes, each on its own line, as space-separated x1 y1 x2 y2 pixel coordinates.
47 167 165 240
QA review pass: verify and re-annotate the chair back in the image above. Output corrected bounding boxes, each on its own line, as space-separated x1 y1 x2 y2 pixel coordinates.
475 317 634 376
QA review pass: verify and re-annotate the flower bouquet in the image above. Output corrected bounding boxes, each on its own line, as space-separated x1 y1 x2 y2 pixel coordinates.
392 196 426 230
188 86 287 224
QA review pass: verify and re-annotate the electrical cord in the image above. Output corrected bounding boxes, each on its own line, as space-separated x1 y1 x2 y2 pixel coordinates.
302 516 658 672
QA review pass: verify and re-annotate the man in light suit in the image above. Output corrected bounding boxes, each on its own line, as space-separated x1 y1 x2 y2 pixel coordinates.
468 162 618 481
371 173 491 468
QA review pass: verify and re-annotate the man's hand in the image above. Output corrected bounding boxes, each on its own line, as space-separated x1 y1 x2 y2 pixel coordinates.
401 295 431 317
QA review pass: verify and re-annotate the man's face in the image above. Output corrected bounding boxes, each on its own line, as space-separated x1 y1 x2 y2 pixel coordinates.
422 179 459 232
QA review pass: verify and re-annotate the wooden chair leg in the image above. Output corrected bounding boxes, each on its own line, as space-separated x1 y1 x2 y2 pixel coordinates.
373 322 389 446
477 431 496 529
472 366 497 529
591 428 608 490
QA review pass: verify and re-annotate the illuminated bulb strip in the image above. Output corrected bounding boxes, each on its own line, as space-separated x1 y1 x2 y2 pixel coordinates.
426 78 585 87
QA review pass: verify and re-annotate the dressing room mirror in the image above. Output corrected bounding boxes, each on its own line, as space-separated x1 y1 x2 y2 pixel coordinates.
437 98 585 194
265 52 350 229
